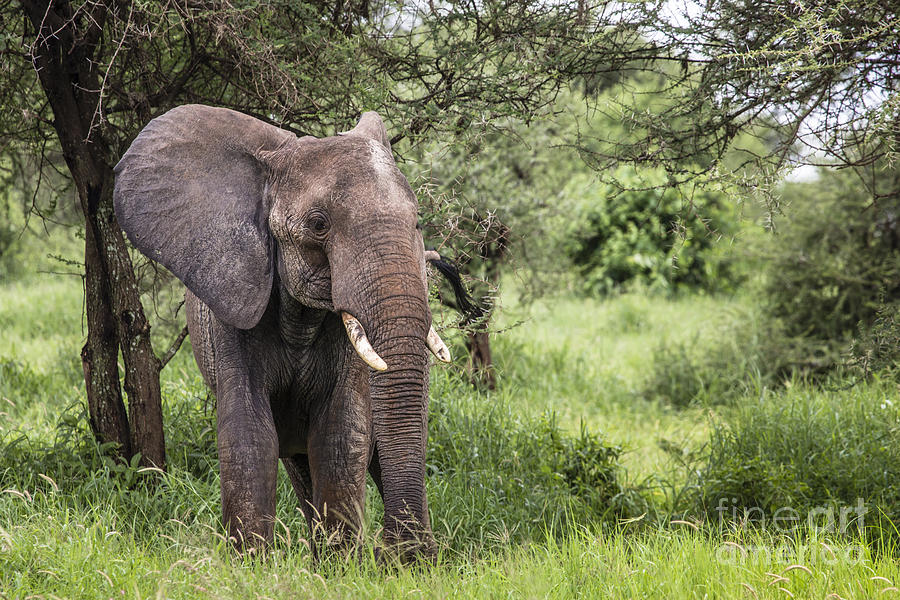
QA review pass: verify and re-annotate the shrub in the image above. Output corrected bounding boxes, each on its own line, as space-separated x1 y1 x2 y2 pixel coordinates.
426 371 649 552
643 340 719 408
847 300 900 380
757 168 900 368
644 167 900 405
564 167 737 295
641 305 797 407
686 379 900 542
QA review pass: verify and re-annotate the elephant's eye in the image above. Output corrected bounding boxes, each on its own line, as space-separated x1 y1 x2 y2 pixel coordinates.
306 210 330 239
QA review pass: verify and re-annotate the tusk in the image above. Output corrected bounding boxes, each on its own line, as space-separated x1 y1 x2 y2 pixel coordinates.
424 250 441 262
341 312 388 371
426 326 452 363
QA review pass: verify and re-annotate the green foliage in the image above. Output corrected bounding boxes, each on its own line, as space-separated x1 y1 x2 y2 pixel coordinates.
0 359 65 403
641 166 900 406
640 304 803 407
564 167 737 295
0 272 647 561
763 169 900 341
755 168 900 370
0 194 84 286
428 374 647 550
689 378 900 542
848 301 900 379
644 340 729 408
0 355 645 561
0 197 19 279
7 270 900 596
409 98 587 313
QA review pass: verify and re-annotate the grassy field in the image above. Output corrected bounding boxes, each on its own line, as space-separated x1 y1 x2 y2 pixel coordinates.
3 269 900 598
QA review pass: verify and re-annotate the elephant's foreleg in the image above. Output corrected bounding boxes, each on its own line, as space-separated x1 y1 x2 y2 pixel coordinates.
215 358 279 552
306 368 371 551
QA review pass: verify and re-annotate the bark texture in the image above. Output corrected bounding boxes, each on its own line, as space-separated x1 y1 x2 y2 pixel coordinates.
466 328 496 390
23 1 166 468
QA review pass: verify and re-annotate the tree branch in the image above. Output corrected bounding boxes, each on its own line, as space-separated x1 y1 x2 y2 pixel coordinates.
158 325 188 370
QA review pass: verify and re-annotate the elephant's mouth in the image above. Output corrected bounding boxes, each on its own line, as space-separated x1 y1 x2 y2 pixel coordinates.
339 311 451 370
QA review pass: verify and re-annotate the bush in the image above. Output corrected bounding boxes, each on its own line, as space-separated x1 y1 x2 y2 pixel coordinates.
647 166 900 398
757 168 900 368
848 300 900 380
686 379 900 541
643 339 727 408
641 304 799 407
426 371 649 551
564 167 738 295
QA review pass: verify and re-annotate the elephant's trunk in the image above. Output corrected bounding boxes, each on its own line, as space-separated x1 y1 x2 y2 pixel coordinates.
368 306 433 550
333 242 436 554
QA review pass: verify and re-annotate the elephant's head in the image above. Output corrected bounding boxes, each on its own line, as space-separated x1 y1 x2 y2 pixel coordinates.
113 104 445 550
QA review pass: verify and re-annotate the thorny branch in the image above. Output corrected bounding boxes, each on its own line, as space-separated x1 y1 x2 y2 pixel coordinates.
158 326 189 370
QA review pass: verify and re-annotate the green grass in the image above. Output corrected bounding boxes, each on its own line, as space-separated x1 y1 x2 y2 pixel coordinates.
690 375 900 535
3 270 900 598
490 289 732 482
5 517 900 598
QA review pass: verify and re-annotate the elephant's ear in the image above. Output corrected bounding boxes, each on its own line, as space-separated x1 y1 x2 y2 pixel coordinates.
114 104 295 329
342 111 392 151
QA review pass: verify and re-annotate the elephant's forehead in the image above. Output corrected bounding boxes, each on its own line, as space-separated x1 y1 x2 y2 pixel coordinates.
281 137 417 211
287 137 387 181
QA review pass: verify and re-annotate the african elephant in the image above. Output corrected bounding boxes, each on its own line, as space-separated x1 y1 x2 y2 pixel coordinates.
113 105 453 558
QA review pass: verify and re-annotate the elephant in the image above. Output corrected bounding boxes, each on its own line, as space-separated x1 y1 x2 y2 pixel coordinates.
113 104 458 558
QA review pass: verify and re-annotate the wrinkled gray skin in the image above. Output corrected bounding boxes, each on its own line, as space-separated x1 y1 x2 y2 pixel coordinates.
114 105 435 557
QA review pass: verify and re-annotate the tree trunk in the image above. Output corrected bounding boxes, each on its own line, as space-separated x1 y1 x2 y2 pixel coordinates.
81 207 132 456
79 171 166 468
23 1 166 468
466 327 496 390
467 218 506 391
94 174 167 468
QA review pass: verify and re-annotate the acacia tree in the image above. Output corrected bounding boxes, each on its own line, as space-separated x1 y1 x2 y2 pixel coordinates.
573 0 900 204
411 107 590 389
0 0 659 464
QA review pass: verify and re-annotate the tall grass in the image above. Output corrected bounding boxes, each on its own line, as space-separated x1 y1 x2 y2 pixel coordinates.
688 375 900 542
4 272 900 597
